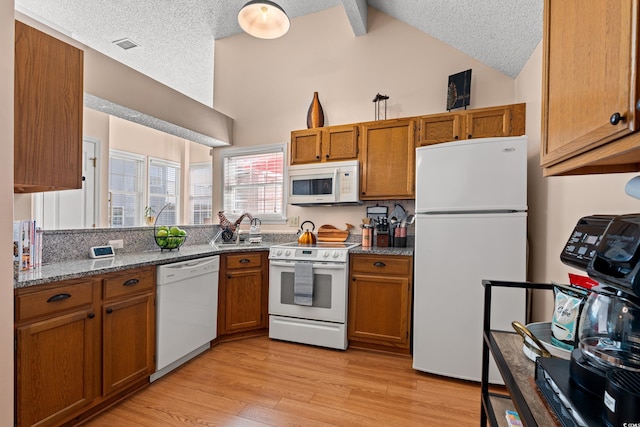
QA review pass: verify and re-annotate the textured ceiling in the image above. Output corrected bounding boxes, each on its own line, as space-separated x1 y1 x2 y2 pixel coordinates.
15 0 543 108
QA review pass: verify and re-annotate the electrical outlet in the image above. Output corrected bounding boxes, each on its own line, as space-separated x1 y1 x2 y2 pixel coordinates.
288 216 299 227
108 239 123 249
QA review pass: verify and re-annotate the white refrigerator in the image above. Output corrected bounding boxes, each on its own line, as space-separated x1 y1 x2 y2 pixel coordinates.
412 136 528 384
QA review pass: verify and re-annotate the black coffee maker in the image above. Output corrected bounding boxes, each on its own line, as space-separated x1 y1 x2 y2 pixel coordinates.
548 214 640 426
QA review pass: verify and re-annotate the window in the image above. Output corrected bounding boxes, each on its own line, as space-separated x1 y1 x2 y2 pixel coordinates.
222 145 285 223
108 150 145 227
148 158 180 224
190 163 212 224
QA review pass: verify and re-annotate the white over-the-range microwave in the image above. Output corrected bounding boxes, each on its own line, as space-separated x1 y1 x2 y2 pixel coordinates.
288 160 362 206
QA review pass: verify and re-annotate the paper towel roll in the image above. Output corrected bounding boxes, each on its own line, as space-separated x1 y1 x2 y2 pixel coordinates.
625 176 640 200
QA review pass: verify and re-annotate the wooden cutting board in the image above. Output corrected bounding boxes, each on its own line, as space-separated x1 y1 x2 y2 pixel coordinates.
317 224 353 242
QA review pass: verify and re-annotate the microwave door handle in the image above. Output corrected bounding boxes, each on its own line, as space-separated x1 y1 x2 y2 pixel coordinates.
333 168 339 202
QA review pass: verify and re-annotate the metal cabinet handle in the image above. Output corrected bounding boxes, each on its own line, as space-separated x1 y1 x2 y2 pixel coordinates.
373 261 386 267
239 258 250 264
325 154 329 159
106 308 113 314
227 274 232 279
316 155 320 159
47 293 71 303
123 278 139 286
610 112 625 125
454 135 459 140
88 313 95 319
468 134 472 139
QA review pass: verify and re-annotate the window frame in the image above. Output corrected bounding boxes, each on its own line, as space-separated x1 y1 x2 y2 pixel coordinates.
220 144 287 225
148 157 181 225
108 149 146 227
189 161 213 225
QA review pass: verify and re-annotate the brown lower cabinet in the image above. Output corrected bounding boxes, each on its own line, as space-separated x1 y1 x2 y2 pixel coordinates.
348 254 413 354
14 266 156 427
218 251 269 338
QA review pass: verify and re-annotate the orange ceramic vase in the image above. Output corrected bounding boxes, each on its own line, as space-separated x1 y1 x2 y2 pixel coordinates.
306 91 325 128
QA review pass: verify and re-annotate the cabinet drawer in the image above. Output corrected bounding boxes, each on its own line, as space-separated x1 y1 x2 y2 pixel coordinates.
351 255 412 276
16 279 94 322
103 266 155 300
225 252 263 269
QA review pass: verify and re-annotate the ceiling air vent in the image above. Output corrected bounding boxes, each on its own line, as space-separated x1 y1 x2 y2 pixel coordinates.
112 38 139 50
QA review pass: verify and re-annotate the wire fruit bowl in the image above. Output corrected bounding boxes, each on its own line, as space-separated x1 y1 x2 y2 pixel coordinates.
152 204 187 251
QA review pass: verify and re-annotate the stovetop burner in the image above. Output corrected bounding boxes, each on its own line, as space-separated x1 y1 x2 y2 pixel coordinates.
273 241 360 250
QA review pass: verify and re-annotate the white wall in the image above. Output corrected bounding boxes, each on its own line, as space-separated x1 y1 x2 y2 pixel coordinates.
213 6 519 231
1 0 14 422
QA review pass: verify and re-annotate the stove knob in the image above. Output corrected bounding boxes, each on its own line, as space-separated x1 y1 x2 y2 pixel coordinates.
322 251 330 258
285 250 292 257
332 251 340 258
275 249 283 256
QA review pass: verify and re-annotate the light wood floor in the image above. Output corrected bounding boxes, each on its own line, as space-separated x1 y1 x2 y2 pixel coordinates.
84 336 485 426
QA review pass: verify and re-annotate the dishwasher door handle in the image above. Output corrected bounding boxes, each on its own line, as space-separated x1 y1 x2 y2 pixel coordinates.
164 258 217 269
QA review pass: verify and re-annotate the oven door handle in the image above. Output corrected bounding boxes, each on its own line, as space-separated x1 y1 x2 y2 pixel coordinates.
270 261 346 270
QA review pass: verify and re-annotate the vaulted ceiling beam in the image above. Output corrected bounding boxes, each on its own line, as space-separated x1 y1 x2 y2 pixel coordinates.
341 0 368 36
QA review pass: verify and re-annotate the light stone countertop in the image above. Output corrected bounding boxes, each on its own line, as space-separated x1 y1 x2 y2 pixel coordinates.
15 242 414 289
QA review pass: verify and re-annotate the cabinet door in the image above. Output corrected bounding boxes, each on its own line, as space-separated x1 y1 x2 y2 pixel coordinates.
417 113 461 146
16 308 97 427
464 106 513 139
348 274 411 348
323 125 359 161
541 0 638 170
102 293 155 395
290 129 322 164
14 21 83 193
224 269 265 332
360 119 416 199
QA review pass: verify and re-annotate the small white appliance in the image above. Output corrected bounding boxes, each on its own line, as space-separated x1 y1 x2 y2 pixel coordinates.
268 241 359 349
287 160 361 206
151 255 219 382
412 136 528 384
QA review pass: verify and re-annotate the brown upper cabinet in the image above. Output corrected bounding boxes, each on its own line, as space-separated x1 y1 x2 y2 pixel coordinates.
14 21 84 193
416 104 526 147
360 118 416 200
290 124 359 164
541 0 640 176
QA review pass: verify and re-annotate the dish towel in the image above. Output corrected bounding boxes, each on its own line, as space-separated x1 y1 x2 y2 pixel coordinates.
294 262 314 306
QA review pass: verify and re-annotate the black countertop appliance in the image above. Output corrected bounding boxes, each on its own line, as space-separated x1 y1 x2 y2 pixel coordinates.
537 214 640 427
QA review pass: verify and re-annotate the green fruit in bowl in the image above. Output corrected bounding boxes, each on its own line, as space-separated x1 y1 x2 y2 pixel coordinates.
169 226 182 236
159 225 169 231
179 229 187 236
156 237 167 247
156 229 168 237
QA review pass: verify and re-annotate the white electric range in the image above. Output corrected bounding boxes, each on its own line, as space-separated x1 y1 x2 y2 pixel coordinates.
268 241 359 350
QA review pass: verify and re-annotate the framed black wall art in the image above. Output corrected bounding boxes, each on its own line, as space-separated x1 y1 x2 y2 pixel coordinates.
446 69 472 111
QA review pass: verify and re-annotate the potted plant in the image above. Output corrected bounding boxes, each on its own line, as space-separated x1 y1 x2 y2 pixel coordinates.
144 206 156 226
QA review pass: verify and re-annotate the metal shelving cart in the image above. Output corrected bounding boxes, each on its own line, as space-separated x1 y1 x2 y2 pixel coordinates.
480 280 558 427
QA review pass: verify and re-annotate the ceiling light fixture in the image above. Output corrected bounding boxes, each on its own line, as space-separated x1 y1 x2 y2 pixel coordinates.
238 0 290 39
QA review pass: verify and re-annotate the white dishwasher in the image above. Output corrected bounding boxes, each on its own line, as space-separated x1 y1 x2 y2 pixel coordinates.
150 255 219 382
